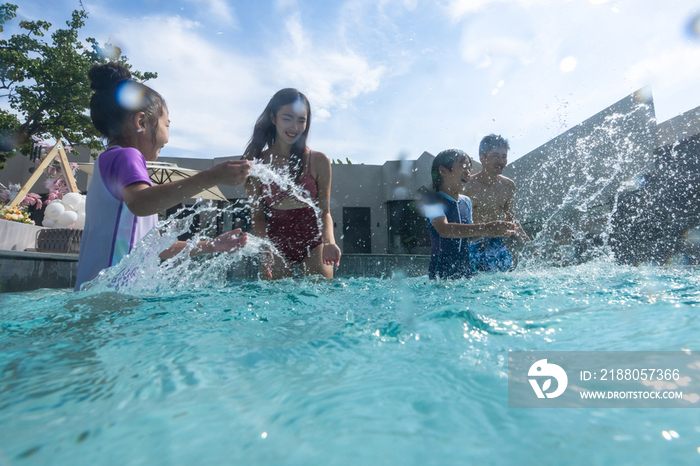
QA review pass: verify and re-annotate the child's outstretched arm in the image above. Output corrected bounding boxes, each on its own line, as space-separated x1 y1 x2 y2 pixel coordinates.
431 217 516 239
123 160 251 217
159 228 248 260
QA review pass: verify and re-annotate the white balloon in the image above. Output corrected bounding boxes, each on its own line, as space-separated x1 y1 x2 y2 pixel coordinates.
45 202 65 220
42 218 56 228
75 213 85 229
76 200 86 214
62 193 82 209
57 210 78 226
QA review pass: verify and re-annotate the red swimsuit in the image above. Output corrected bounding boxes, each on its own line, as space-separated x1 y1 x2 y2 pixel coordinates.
262 168 322 264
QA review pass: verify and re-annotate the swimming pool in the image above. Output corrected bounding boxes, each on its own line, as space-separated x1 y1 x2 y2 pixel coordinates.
1 261 698 465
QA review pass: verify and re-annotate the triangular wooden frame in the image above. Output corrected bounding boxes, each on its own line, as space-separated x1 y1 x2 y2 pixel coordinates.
8 139 79 208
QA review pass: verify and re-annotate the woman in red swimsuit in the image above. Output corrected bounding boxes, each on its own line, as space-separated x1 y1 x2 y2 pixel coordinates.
244 88 341 279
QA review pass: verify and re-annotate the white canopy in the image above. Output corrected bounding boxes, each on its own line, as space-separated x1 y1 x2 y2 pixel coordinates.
77 161 228 201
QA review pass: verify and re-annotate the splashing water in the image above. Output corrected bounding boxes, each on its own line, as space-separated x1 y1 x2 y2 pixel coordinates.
84 163 325 294
248 162 321 217
83 201 264 294
686 12 700 40
513 100 658 269
115 81 148 111
247 161 325 254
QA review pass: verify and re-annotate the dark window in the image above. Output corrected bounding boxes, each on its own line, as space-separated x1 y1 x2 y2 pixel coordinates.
387 200 430 254
343 207 372 253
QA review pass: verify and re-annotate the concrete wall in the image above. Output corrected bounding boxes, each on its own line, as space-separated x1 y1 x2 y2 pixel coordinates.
611 114 700 265
0 250 429 292
0 250 79 292
158 153 440 255
656 106 700 148
336 254 429 278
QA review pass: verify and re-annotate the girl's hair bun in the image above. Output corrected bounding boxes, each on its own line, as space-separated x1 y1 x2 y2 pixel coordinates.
88 63 133 92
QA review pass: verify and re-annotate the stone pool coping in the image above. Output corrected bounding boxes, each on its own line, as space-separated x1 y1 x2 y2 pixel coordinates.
0 249 79 293
0 251 431 293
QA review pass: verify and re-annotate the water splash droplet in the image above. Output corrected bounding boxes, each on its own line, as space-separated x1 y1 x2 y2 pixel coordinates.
116 81 147 111
686 13 700 40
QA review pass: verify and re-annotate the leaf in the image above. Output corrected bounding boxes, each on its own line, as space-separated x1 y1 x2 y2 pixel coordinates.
542 379 551 392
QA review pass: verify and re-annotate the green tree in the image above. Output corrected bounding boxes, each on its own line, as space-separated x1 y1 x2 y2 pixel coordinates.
0 3 157 167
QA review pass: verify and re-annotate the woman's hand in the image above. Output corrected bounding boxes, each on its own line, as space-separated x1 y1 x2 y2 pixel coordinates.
159 229 247 260
259 243 275 279
322 243 341 267
191 228 247 255
209 228 248 253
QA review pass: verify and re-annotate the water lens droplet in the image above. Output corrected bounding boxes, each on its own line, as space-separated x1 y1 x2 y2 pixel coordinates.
682 226 700 246
687 13 700 39
116 81 147 111
292 98 308 116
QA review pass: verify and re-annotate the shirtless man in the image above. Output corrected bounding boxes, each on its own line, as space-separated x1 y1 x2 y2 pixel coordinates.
464 134 530 272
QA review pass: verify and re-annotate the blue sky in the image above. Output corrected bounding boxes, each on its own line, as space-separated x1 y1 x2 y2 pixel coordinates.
6 0 700 164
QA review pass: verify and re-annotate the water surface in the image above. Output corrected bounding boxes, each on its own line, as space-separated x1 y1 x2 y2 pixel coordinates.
1 262 698 465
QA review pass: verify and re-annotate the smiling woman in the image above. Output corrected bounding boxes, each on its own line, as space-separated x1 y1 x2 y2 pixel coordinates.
243 88 341 279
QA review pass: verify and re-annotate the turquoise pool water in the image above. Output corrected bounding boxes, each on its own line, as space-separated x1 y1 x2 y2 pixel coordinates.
1 262 699 465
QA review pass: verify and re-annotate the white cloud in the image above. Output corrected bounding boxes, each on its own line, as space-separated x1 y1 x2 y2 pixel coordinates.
110 16 269 156
403 0 418 12
285 13 309 55
185 0 236 26
271 15 387 113
560 56 577 73
457 6 536 66
447 0 553 22
447 0 494 20
460 34 532 66
625 46 700 88
82 5 387 158
316 108 332 121
275 0 299 14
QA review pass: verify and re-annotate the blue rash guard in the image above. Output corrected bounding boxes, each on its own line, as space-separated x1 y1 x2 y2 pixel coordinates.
423 191 474 280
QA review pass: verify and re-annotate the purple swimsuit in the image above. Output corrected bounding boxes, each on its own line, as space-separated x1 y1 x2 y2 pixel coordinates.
75 147 156 290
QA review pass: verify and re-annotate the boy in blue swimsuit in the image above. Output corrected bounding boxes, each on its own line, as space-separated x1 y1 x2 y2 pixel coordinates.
464 135 530 273
421 149 515 279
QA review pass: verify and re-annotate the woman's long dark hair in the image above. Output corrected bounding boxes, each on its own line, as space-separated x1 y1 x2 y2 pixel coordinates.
88 62 166 144
243 88 311 182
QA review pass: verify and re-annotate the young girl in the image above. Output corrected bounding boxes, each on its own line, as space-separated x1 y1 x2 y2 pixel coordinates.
244 88 341 279
423 149 515 279
75 63 251 291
